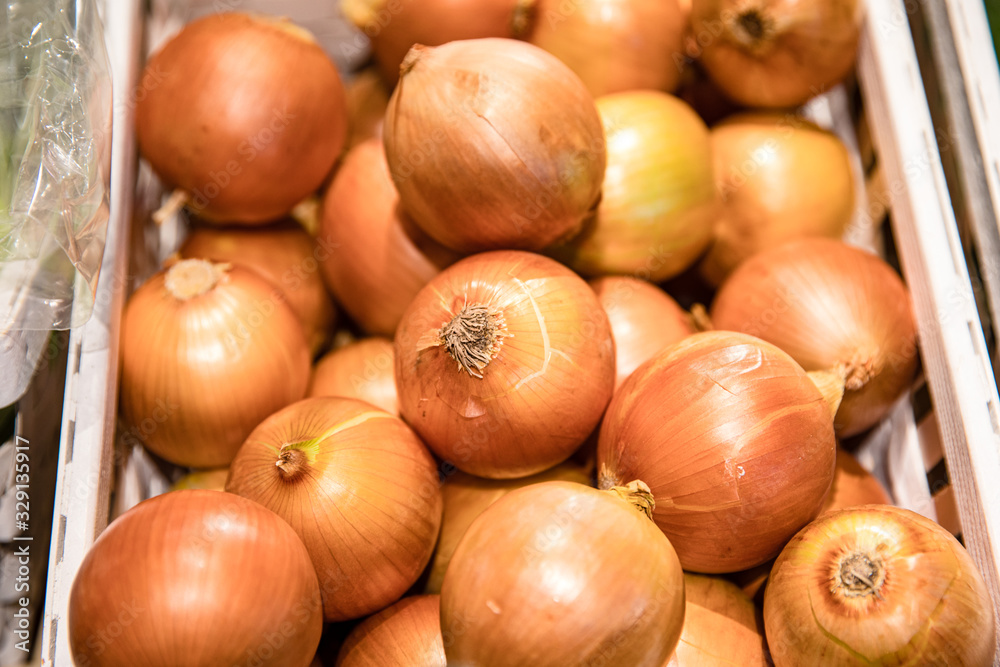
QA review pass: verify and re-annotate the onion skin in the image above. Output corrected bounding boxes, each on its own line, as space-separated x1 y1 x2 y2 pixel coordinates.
553 91 717 282
700 113 855 286
821 448 891 514
384 39 606 253
307 337 398 415
319 138 458 336
120 260 310 468
425 462 593 594
589 276 694 389
664 574 768 666
170 468 229 492
441 481 685 666
136 13 347 223
395 250 616 478
179 222 337 355
710 238 919 437
764 505 996 666
335 596 445 667
598 331 836 572
226 397 443 622
690 0 862 108
69 490 322 667
527 0 688 97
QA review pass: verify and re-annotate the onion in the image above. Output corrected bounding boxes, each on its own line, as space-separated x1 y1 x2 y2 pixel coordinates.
170 468 229 492
822 448 891 514
179 221 337 355
69 490 322 667
384 38 606 253
710 238 919 437
699 113 856 286
664 574 768 666
764 505 996 665
395 250 616 478
120 259 310 468
335 595 444 667
344 67 391 151
307 337 398 415
552 91 717 281
689 0 862 108
441 480 685 666
727 561 771 605
425 462 593 594
598 331 836 572
318 138 459 336
226 396 443 621
589 276 694 389
526 0 688 97
135 13 347 223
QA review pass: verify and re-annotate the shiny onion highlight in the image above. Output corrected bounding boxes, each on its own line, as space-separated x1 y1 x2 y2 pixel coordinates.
335 596 445 667
307 337 398 415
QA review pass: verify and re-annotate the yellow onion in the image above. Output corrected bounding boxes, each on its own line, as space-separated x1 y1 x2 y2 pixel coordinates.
527 0 688 97
395 250 616 478
664 574 768 666
344 67 391 151
699 113 855 286
335 596 445 667
307 337 398 415
589 276 694 389
170 468 229 492
384 39 606 253
179 221 337 355
226 397 443 622
135 13 347 223
69 491 322 667
598 331 836 572
441 481 685 666
689 0 862 108
552 91 717 281
318 138 459 336
120 259 310 468
822 448 891 514
764 505 996 665
710 238 919 437
425 462 593 594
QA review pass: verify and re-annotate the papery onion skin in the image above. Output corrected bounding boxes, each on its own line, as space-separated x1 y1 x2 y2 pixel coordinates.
553 91 717 282
335 595 445 667
764 505 996 666
135 13 347 223
664 573 768 666
179 222 337 355
589 276 694 389
69 490 323 667
690 0 862 108
226 397 443 622
699 113 855 286
384 39 607 253
120 260 310 468
527 0 688 97
598 331 836 572
710 238 919 437
395 250 616 478
319 138 459 336
425 462 593 594
441 481 685 666
307 337 398 415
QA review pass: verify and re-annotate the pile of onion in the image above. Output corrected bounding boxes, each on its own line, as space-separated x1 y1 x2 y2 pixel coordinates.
765 505 996 665
69 490 322 667
711 238 919 436
553 91 717 282
526 0 688 97
384 39 606 253
226 397 442 621
335 596 445 667
689 0 862 108
307 337 398 415
136 13 347 223
395 250 615 478
179 221 337 354
318 138 458 336
441 480 685 666
700 113 856 286
598 331 837 572
120 259 310 467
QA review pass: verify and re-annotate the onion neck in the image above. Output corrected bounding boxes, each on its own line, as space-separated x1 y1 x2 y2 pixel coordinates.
726 6 777 55
399 45 429 78
439 304 509 379
836 355 876 391
835 551 885 601
275 446 309 481
164 259 230 300
607 480 655 521
807 369 846 419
